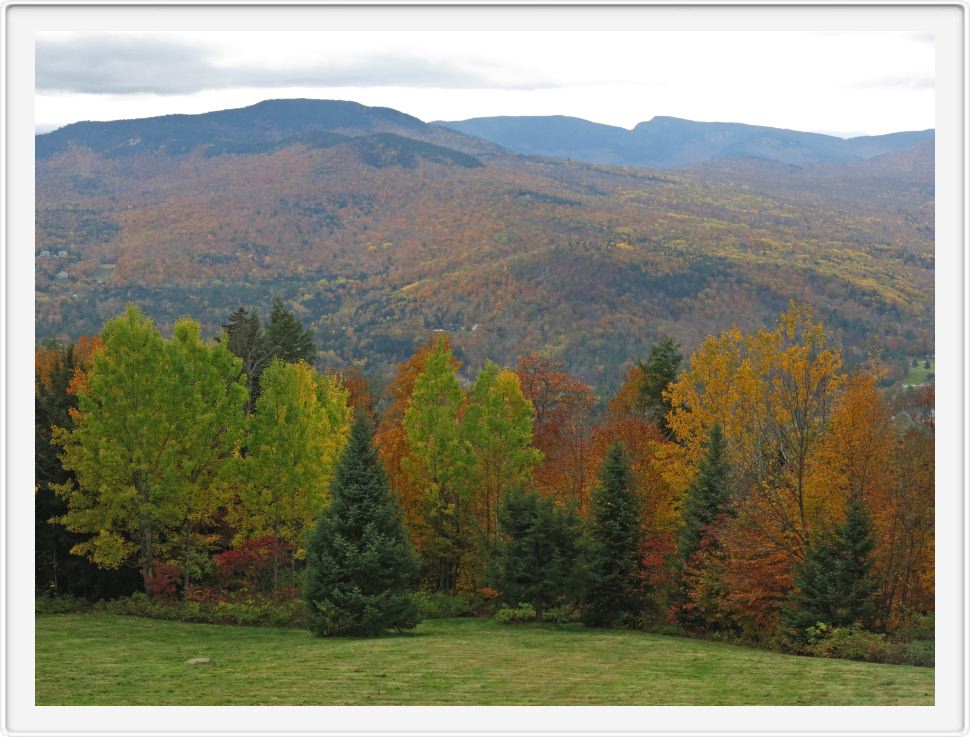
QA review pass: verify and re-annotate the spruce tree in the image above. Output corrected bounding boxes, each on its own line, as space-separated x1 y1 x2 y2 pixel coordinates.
223 306 270 414
677 424 732 565
266 297 316 365
636 337 682 438
303 414 420 636
582 442 644 627
491 486 581 622
783 491 881 638
673 424 732 624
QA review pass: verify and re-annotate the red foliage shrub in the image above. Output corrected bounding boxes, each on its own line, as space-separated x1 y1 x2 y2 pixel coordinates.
144 561 180 602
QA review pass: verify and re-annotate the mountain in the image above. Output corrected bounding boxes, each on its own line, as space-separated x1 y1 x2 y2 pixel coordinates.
35 100 934 391
37 98 500 160
435 114 935 169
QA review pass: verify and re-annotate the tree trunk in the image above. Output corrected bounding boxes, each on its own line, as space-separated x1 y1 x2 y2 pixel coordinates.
141 526 156 595
51 540 58 593
534 595 544 623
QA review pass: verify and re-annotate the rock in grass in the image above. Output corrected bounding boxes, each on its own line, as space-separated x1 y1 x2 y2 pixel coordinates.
184 657 213 666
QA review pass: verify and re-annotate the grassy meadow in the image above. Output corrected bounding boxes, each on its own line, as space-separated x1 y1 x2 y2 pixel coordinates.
36 614 933 706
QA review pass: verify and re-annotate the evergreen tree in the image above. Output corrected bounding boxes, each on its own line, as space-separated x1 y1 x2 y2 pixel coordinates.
303 415 420 636
225 300 317 411
676 425 732 564
223 306 270 414
673 425 732 626
490 486 581 622
266 297 316 366
582 442 644 627
783 491 881 638
636 337 682 438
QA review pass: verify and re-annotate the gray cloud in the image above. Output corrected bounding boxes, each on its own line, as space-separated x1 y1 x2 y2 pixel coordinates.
36 36 560 94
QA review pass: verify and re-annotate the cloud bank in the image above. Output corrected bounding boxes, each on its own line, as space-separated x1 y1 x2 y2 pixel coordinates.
36 36 560 94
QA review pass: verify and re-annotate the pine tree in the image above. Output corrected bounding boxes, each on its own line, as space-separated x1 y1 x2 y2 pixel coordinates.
266 297 316 366
783 491 881 638
303 415 420 636
582 442 644 627
491 486 581 622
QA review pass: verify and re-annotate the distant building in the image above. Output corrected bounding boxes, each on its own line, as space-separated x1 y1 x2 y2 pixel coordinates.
57 250 69 258
55 271 69 280
39 250 51 258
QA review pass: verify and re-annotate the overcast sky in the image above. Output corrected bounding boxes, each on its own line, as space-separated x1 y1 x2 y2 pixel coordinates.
35 31 935 136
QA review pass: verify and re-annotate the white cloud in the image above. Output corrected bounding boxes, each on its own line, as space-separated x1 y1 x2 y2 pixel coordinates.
35 30 935 135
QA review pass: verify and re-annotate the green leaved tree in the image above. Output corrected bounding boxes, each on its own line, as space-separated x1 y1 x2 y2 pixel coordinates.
462 361 542 542
166 318 248 592
402 336 472 593
303 415 420 636
55 307 246 592
235 359 351 593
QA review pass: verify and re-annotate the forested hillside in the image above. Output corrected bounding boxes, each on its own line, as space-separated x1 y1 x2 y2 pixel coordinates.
35 99 934 391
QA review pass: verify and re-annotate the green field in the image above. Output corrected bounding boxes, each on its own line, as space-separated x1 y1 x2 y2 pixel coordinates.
35 614 933 705
901 358 935 387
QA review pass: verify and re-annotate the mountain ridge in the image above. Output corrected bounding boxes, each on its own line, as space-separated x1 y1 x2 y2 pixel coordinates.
35 99 934 390
435 114 934 168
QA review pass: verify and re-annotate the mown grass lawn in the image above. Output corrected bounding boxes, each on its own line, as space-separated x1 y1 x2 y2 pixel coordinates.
35 614 933 705
901 359 935 387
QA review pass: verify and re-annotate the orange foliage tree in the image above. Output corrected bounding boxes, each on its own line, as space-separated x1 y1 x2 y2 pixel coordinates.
515 354 596 512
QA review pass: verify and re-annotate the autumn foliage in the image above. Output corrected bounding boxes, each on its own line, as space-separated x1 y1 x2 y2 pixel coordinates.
37 302 933 647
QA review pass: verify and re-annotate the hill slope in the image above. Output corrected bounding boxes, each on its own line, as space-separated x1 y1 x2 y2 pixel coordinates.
35 100 934 390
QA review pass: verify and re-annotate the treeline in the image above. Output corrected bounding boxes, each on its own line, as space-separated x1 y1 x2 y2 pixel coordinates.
36 302 933 647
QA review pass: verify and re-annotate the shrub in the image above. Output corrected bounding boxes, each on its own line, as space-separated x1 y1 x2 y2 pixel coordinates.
212 536 292 597
807 625 891 662
35 594 91 615
544 605 582 625
468 587 502 617
800 623 933 667
893 612 934 642
494 603 536 624
412 591 473 619
889 639 934 667
91 593 307 627
144 561 181 603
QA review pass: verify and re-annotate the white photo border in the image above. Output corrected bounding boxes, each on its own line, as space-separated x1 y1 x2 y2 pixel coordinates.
3 2 966 735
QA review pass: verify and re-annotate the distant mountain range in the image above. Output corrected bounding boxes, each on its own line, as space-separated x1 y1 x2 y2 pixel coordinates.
435 115 934 168
37 98 500 161
34 99 934 389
